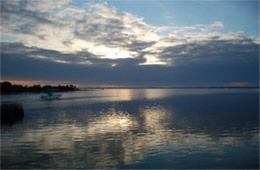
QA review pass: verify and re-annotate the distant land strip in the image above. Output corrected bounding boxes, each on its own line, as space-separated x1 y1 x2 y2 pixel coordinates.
0 81 78 94
1 81 259 94
80 86 259 90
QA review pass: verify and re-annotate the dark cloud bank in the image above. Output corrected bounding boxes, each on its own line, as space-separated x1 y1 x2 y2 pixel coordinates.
1 41 259 87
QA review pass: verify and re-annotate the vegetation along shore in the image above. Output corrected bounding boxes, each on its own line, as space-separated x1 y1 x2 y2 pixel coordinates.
0 81 78 94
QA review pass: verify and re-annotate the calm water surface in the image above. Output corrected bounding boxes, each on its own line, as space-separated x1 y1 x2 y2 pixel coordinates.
1 89 259 169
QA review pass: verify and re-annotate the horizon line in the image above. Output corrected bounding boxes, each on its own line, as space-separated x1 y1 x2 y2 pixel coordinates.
1 81 259 89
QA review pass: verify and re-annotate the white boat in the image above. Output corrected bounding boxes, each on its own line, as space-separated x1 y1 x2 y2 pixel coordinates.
41 90 62 100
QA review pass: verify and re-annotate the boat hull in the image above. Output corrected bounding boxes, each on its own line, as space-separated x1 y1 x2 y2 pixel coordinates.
41 94 61 100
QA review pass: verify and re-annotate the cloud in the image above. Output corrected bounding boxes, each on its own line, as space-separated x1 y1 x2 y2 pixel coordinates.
160 37 259 66
1 41 258 86
1 0 57 31
1 0 259 86
24 0 72 12
210 21 224 29
1 1 159 60
1 42 146 67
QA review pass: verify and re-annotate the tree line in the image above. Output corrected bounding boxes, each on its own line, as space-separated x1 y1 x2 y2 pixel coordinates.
0 81 78 94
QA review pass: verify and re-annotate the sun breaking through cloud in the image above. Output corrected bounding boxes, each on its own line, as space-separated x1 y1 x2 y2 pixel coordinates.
1 0 259 87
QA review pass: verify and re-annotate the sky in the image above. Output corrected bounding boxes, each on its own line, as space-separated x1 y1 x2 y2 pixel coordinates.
1 0 259 87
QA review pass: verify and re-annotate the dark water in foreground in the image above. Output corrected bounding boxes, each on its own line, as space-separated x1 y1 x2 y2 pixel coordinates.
1 89 259 169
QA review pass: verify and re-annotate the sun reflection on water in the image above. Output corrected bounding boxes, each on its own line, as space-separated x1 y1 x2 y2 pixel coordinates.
87 109 139 135
1 90 259 169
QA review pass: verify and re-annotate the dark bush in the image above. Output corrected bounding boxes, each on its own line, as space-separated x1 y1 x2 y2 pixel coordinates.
1 103 24 125
0 81 78 94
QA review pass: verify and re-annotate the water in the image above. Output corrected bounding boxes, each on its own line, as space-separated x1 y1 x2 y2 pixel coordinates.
1 89 259 169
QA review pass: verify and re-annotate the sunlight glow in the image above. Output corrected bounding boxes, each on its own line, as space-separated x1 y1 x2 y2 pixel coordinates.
70 39 137 59
140 54 168 65
87 111 138 134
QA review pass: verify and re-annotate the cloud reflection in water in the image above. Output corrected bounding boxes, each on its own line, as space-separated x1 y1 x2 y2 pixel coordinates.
1 90 259 169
